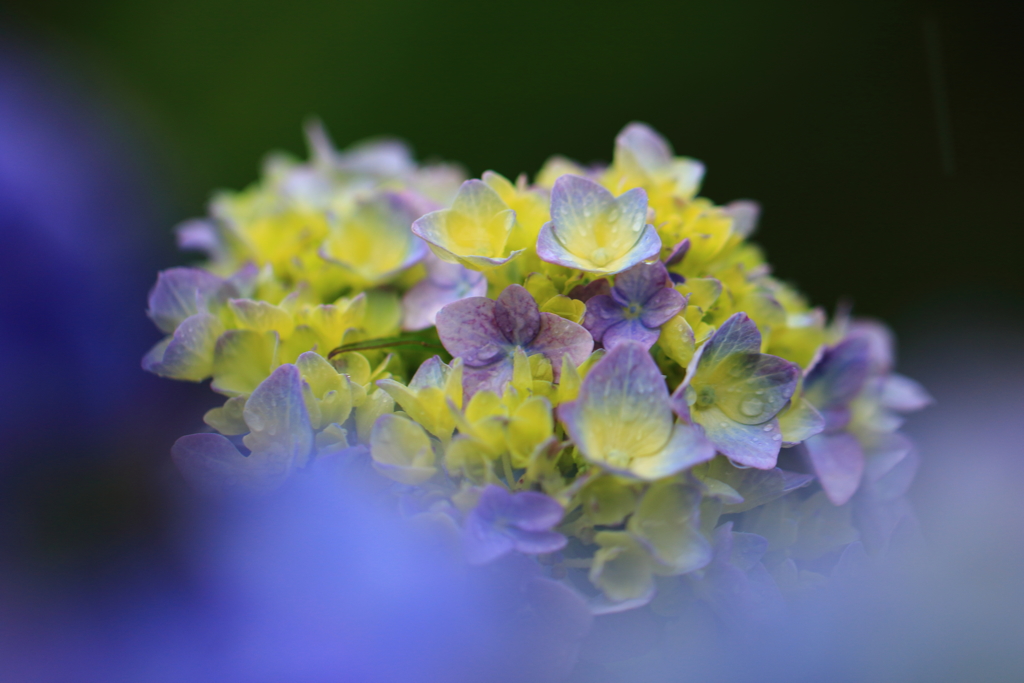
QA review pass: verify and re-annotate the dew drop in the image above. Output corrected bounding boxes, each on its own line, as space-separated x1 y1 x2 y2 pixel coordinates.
772 433 782 441
247 414 265 431
739 397 764 418
607 209 621 222
762 424 774 432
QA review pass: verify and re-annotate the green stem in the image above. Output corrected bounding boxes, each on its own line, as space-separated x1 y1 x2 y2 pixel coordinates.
328 338 444 358
501 451 517 490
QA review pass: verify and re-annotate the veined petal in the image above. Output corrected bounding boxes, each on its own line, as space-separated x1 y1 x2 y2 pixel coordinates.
711 353 800 425
628 480 711 574
527 312 594 378
560 342 673 470
614 122 673 175
242 363 314 473
628 421 715 480
602 318 660 351
411 179 516 265
804 432 865 505
147 267 234 333
494 284 541 346
612 261 671 306
211 329 279 396
581 295 624 343
639 287 686 329
692 406 782 469
142 313 223 381
803 337 871 410
695 312 762 372
435 297 508 366
463 360 514 398
370 413 437 484
778 398 826 446
541 175 659 275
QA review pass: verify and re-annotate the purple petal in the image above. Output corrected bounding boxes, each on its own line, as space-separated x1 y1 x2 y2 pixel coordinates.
693 407 782 469
171 432 248 495
550 175 617 235
494 285 541 346
506 527 568 555
567 279 612 303
142 312 222 381
581 295 626 343
698 313 762 369
463 360 514 398
602 318 660 351
664 238 690 267
804 432 865 505
846 320 895 374
504 490 565 531
862 432 913 484
175 218 220 257
639 287 685 328
435 297 508 366
535 222 583 270
615 122 673 172
464 511 516 565
401 255 487 331
527 313 594 381
724 200 760 238
611 262 670 307
147 267 234 334
879 373 932 412
803 338 871 411
717 354 801 425
242 364 314 468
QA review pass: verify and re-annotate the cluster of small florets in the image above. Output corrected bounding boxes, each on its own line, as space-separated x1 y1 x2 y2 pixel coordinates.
145 122 929 618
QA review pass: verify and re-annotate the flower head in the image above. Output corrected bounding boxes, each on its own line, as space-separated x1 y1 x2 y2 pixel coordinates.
582 261 686 349
559 342 714 480
411 179 523 270
672 312 800 469
462 485 566 564
536 175 661 274
435 284 593 397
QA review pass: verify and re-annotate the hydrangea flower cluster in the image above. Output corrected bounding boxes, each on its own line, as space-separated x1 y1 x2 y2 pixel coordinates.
146 122 929 619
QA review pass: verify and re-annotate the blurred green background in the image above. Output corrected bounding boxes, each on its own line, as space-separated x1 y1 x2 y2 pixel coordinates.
3 0 1022 320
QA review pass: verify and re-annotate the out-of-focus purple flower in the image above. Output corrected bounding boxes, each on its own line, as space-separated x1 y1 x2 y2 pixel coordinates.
171 364 313 494
801 325 930 506
401 252 487 331
672 313 800 469
463 485 567 565
583 262 686 350
687 522 783 627
436 284 593 396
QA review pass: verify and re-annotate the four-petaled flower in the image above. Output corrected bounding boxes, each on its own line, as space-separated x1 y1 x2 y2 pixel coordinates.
536 174 662 274
560 342 715 480
672 313 800 469
582 261 686 350
436 284 593 397
463 485 567 565
411 179 523 270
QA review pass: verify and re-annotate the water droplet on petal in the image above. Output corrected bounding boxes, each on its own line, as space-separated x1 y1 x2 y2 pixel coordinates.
762 424 773 432
739 397 764 418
